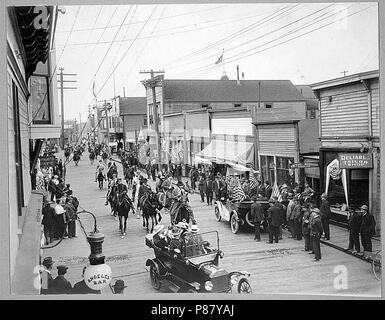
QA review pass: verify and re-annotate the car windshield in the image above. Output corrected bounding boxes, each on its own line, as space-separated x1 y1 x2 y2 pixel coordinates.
183 231 219 258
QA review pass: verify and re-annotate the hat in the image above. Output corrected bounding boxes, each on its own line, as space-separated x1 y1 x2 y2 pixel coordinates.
57 265 68 273
152 224 164 235
42 257 53 266
190 225 199 233
113 280 127 289
176 222 189 230
360 205 368 211
321 193 328 198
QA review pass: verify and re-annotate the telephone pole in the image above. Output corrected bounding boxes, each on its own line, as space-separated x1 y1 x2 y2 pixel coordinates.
140 69 165 166
103 100 112 152
341 70 349 77
58 67 77 149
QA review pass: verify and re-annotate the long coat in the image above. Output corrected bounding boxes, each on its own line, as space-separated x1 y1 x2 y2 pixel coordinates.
52 275 72 294
250 202 264 223
310 215 323 237
267 205 281 227
360 213 376 236
42 206 56 226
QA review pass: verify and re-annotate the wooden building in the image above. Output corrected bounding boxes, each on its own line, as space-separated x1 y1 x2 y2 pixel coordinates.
6 6 61 293
311 70 380 232
117 97 147 149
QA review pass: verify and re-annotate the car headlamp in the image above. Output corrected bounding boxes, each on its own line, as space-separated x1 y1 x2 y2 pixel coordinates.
230 275 238 285
204 281 213 291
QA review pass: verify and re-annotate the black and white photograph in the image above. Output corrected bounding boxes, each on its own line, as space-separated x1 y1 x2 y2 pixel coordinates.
1 0 383 301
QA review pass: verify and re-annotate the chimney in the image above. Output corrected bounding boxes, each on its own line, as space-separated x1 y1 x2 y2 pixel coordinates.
236 65 241 85
242 72 245 80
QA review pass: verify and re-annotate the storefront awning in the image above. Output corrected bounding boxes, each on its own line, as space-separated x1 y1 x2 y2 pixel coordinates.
195 140 254 166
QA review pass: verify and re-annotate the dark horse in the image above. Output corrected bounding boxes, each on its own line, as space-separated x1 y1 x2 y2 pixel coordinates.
141 191 163 233
170 199 193 225
116 191 135 236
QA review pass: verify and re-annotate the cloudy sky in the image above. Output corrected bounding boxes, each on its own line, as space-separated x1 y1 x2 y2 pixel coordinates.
54 2 379 122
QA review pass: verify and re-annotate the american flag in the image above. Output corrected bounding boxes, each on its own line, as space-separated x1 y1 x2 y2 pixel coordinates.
329 159 341 180
231 179 246 201
249 171 259 192
271 181 282 202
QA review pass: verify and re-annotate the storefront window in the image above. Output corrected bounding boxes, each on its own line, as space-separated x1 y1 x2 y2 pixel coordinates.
276 156 295 187
30 75 50 124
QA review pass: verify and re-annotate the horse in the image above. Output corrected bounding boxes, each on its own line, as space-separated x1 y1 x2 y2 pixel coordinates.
141 191 163 233
170 199 193 225
115 191 135 236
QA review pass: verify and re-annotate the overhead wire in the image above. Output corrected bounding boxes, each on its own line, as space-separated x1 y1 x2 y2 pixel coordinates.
182 4 374 78
168 3 336 73
87 6 158 107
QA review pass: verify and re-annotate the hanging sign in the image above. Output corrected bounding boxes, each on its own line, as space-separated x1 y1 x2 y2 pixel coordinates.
339 153 373 169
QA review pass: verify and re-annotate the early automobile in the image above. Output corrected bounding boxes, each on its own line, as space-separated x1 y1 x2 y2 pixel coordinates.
214 198 270 234
145 230 252 293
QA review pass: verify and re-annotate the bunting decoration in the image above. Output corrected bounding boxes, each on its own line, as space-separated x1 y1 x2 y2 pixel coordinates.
271 181 282 202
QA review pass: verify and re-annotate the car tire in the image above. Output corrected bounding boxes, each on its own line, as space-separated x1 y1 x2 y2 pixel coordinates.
186 288 198 293
150 264 161 290
237 278 252 294
245 211 255 228
230 212 239 234
214 206 221 222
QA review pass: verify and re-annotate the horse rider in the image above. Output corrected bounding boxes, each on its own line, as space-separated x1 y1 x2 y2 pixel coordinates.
106 174 119 215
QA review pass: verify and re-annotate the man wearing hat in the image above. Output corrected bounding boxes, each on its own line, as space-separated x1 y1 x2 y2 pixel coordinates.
286 193 296 238
40 257 54 295
267 198 281 243
42 201 56 245
293 195 303 241
310 208 323 261
359 205 376 260
52 265 72 294
320 193 331 240
112 279 127 294
250 196 264 241
347 208 362 253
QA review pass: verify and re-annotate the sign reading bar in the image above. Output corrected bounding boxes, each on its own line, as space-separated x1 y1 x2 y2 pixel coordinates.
339 153 373 169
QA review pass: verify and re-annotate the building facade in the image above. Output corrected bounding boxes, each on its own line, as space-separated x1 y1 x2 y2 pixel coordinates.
6 6 61 293
311 70 380 232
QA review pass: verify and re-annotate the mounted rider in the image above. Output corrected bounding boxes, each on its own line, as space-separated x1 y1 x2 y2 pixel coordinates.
105 173 118 211
162 180 196 225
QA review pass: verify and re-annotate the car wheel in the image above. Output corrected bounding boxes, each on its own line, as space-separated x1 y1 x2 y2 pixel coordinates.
150 264 161 290
245 211 255 228
230 212 239 234
214 206 221 222
237 278 252 294
187 288 198 293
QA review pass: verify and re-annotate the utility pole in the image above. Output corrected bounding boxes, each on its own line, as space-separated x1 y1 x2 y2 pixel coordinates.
103 100 112 153
140 69 165 166
58 67 77 149
341 70 349 77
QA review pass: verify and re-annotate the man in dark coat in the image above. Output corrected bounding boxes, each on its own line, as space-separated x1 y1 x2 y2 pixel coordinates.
52 265 72 294
213 175 222 200
267 199 281 243
198 176 206 203
72 266 101 294
347 209 362 253
42 201 56 245
310 208 323 261
250 196 264 241
359 205 376 260
320 193 331 240
293 196 303 240
205 177 213 206
64 199 77 238
302 207 313 252
273 196 286 240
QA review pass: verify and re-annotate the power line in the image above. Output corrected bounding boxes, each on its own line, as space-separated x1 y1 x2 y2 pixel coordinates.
56 4 230 34
183 4 373 78
57 6 81 63
84 5 134 95
169 3 336 73
86 6 158 107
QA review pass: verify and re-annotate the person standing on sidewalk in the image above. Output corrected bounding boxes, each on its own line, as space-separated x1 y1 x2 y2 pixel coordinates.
286 194 295 238
310 208 323 262
267 199 281 244
293 196 303 240
274 196 286 240
40 257 54 295
347 208 362 253
54 198 66 239
205 176 213 206
359 205 376 260
198 175 206 203
320 193 331 240
251 196 264 241
42 201 56 245
302 206 313 252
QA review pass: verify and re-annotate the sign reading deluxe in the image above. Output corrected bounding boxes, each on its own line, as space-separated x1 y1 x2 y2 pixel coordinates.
339 153 373 169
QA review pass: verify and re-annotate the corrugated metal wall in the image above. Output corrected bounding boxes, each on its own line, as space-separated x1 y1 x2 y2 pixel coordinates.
258 123 296 157
211 116 252 136
320 90 369 137
163 114 184 134
186 112 210 138
371 86 380 137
